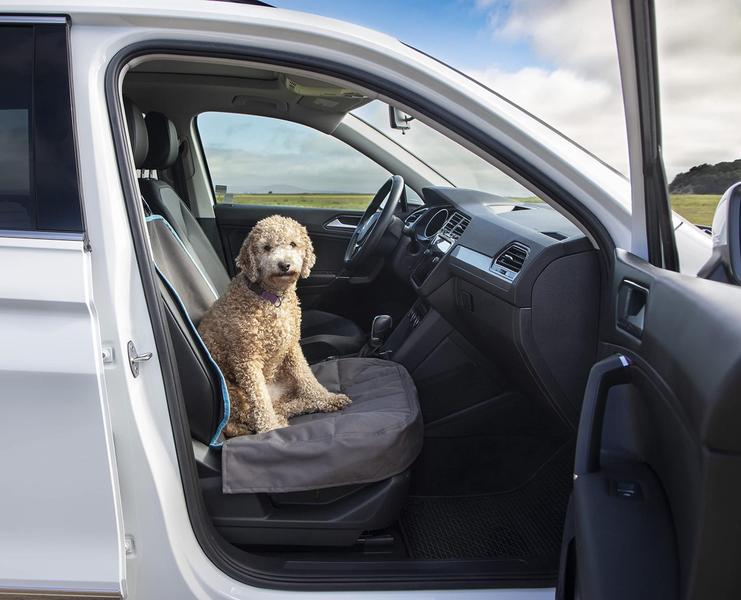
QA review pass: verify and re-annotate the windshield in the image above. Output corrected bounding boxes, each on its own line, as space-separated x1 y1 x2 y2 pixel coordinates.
280 0 628 179
351 101 534 199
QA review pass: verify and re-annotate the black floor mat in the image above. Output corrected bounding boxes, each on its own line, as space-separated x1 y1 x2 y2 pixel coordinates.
400 445 573 562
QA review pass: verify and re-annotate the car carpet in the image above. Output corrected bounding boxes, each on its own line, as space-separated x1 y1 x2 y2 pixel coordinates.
399 443 573 564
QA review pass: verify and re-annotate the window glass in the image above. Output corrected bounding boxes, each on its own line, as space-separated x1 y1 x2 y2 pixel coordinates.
0 27 33 230
198 112 390 210
0 24 83 234
655 0 741 227
352 102 540 201
0 110 30 196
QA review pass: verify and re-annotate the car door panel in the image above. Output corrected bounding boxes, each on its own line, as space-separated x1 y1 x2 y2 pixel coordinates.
214 204 358 282
573 463 677 600
562 249 741 599
0 237 125 598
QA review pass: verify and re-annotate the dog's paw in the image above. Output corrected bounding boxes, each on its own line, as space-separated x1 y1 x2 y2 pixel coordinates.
274 414 290 428
255 413 289 433
325 392 352 411
223 421 250 438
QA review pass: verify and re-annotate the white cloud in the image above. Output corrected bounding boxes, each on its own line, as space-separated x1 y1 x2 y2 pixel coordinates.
470 64 629 174
468 0 741 181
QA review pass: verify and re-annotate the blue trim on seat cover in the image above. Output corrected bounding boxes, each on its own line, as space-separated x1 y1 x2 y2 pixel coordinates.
146 215 230 446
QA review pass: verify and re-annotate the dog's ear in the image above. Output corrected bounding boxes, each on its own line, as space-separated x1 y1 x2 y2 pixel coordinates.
236 237 259 282
300 228 316 279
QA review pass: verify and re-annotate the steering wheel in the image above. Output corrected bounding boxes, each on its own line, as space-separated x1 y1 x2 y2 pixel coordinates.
344 175 405 269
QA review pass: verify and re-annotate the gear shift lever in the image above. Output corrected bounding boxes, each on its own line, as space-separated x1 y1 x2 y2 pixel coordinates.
360 315 393 358
371 315 393 347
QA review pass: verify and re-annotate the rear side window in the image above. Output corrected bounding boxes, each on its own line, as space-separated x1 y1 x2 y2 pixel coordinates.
0 23 83 234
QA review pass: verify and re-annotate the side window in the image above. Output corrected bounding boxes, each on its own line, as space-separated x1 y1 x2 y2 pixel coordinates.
0 23 83 234
197 112 390 210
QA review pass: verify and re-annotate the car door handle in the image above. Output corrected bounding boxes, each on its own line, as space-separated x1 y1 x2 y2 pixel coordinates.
324 216 360 231
574 354 633 477
617 279 648 338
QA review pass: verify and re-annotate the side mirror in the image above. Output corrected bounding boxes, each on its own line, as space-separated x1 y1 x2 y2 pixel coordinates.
389 106 414 132
698 183 741 284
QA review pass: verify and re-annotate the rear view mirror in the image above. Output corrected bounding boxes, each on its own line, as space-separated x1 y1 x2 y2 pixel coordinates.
389 106 414 132
698 183 741 285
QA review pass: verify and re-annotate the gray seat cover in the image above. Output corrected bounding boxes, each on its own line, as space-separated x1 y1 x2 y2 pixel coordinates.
222 358 423 494
141 178 232 296
147 215 217 324
145 185 423 492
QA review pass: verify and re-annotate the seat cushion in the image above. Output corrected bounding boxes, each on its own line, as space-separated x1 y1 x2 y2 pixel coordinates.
300 309 366 362
221 358 423 494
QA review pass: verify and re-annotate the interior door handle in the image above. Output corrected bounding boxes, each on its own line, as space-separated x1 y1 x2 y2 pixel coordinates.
617 279 648 338
324 216 360 231
325 218 356 230
575 354 633 477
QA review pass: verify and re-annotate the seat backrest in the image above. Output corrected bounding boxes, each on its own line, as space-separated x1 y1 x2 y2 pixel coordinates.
139 111 231 296
125 100 229 445
124 97 148 169
147 215 230 446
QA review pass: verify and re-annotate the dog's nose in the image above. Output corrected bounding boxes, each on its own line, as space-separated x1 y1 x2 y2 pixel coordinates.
278 261 291 273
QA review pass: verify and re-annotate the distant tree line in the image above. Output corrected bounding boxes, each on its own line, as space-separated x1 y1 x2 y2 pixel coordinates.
669 159 741 194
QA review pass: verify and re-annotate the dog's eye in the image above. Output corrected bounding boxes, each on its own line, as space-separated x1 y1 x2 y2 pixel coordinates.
290 241 297 248
263 244 271 251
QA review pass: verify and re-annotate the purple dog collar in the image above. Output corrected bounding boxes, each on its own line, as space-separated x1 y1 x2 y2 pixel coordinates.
246 279 282 307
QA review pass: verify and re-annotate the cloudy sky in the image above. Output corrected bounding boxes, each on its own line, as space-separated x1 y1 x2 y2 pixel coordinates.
200 0 741 194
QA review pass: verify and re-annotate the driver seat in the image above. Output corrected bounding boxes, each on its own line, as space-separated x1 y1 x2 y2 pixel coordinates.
133 107 365 361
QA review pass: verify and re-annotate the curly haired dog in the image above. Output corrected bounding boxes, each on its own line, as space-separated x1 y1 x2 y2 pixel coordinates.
198 215 351 437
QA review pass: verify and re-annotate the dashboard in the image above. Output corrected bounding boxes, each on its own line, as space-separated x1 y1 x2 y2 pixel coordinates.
389 186 600 426
394 186 592 308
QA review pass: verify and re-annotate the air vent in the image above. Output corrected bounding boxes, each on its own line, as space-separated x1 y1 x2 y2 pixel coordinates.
491 242 529 282
404 207 428 226
440 211 471 241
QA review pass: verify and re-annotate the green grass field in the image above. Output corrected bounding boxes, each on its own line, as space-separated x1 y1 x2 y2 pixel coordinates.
216 193 722 227
669 194 720 226
218 193 374 210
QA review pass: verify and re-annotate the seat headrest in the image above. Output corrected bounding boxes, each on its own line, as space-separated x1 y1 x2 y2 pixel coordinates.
143 112 179 170
123 97 148 169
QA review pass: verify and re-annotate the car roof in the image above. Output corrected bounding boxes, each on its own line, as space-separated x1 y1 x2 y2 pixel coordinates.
4 0 403 48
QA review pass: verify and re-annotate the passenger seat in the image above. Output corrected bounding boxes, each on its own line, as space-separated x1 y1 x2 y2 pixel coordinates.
122 100 424 546
138 112 232 294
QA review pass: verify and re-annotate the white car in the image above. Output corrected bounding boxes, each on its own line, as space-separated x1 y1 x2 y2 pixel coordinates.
1 1 739 599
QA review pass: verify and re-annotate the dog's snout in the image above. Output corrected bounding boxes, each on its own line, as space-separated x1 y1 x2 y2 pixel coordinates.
278 261 291 273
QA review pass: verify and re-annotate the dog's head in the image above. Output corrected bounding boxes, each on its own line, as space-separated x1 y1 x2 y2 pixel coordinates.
236 215 316 291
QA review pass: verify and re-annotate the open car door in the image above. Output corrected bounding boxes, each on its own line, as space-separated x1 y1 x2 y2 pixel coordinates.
558 1 741 598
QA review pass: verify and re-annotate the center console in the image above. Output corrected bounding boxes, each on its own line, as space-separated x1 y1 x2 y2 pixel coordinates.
382 207 473 368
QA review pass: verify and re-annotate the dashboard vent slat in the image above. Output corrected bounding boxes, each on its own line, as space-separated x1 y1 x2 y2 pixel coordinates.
491 242 530 282
440 211 471 241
